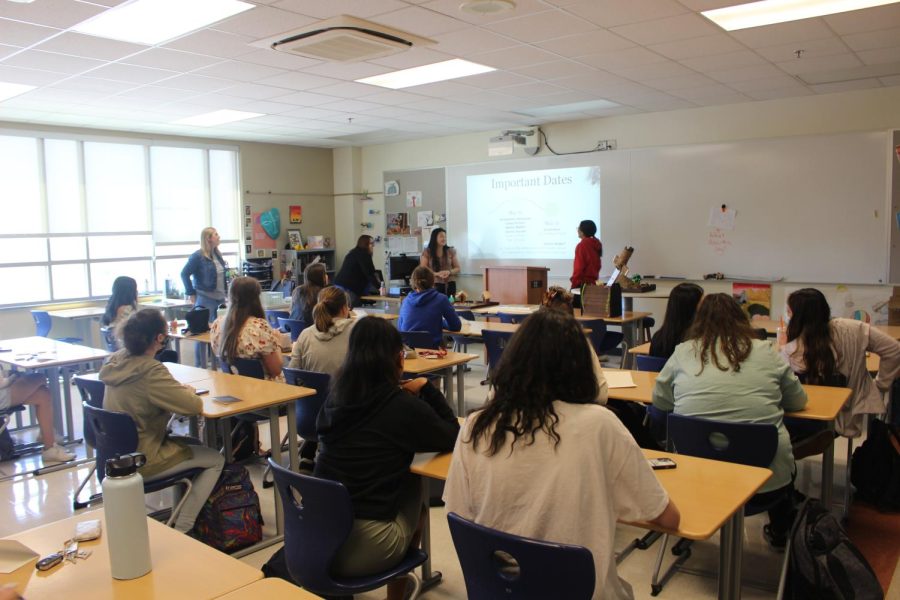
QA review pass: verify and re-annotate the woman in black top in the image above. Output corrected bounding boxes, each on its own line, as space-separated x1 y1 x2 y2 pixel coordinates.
333 235 381 307
315 317 459 596
649 283 704 359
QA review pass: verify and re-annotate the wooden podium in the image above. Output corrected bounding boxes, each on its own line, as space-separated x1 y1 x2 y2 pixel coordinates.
483 266 549 305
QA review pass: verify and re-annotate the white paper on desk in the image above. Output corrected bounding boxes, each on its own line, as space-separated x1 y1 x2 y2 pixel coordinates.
0 540 38 573
459 321 483 335
605 371 637 389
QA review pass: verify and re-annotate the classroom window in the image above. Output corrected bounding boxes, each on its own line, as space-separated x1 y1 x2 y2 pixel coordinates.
0 131 241 307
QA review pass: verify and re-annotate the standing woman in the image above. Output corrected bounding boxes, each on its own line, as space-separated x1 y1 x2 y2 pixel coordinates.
210 276 284 382
290 261 328 326
649 283 704 359
334 235 380 308
570 220 602 307
781 288 900 436
420 228 460 297
181 227 228 364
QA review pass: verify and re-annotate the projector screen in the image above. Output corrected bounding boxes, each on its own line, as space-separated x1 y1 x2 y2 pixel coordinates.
466 166 600 261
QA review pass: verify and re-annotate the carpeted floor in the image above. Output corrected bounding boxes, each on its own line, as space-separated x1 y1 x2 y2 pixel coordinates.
846 501 900 592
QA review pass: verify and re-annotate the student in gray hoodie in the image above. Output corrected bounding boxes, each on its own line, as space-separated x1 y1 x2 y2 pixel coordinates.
288 286 355 376
100 309 224 534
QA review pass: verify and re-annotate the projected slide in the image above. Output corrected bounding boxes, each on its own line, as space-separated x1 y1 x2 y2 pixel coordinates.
466 166 600 260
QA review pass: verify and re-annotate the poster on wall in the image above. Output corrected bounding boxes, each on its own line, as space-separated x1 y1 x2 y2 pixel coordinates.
289 205 302 224
252 211 277 250
406 191 421 208
386 212 410 236
733 283 771 320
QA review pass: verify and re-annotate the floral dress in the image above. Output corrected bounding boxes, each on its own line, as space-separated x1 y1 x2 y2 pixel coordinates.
210 316 285 382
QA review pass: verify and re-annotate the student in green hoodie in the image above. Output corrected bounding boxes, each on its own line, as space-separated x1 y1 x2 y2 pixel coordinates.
100 309 224 534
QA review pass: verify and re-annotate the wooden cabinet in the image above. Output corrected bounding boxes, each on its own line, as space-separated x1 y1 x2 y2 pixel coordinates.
483 266 549 305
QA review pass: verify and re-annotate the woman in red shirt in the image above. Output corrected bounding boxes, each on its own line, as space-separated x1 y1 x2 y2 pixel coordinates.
570 220 602 301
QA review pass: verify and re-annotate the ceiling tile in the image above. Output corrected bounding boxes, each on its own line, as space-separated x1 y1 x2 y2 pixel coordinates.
301 61 389 80
565 0 689 28
619 91 695 110
403 80 479 98
0 45 19 61
680 50 768 72
811 78 883 93
484 10 596 43
89 62 181 84
536 30 635 56
824 4 900 35
677 0 756 10
16 86 106 104
511 59 597 80
469 44 560 69
149 73 235 92
312 80 385 98
356 89 428 105
320 98 385 113
745 87 813 100
114 85 199 103
257 70 338 91
421 0 550 25
644 72 719 91
706 63 791 83
122 48 222 72
369 6 470 36
499 81 567 97
611 13 721 45
0 17 60 47
776 53 863 75
164 30 257 59
356 104 421 118
236 48 322 70
271 0 408 19
857 46 900 65
218 82 291 99
648 33 744 60
270 90 345 106
2 49 104 74
228 99 300 113
879 74 900 85
577 46 668 70
727 74 804 92
0 0 106 29
211 6 316 38
754 36 849 63
192 59 286 82
34 32 146 61
669 82 743 100
48 75 137 94
691 93 750 106
843 27 900 52
606 59 694 80
730 18 835 49
552 70 634 92
368 47 455 69
462 69 534 88
432 28 518 56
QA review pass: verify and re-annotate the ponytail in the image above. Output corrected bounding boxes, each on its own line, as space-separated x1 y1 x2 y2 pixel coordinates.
313 287 349 332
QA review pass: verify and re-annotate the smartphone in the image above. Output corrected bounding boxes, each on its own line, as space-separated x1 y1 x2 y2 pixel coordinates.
195 388 209 395
648 457 677 470
212 395 241 404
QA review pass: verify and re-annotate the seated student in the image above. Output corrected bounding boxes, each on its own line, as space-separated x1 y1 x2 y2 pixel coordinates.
102 276 139 329
288 286 355 376
315 317 459 599
290 262 328 326
652 293 807 550
0 372 74 464
649 282 704 359
444 309 679 599
210 276 284 382
100 309 224 533
397 266 462 348
781 288 900 437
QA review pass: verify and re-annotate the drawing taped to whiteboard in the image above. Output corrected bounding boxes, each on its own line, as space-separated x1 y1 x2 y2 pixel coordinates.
707 228 732 255
708 205 736 230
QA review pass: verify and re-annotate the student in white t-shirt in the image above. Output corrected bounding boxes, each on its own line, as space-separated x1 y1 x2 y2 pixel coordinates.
444 309 679 600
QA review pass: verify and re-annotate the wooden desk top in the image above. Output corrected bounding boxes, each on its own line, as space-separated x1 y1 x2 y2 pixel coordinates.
46 307 106 319
187 370 315 419
403 351 478 374
603 368 848 420
362 295 402 303
470 304 650 324
867 352 879 372
450 321 592 337
630 342 651 355
872 324 900 340
622 291 671 299
214 578 323 599
0 337 109 369
411 448 770 541
0 513 262 600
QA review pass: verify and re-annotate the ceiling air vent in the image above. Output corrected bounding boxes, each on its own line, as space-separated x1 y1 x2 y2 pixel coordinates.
263 15 435 62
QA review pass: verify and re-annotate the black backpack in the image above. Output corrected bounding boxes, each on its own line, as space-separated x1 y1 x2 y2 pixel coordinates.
0 427 15 462
184 305 210 334
783 498 883 599
850 419 900 512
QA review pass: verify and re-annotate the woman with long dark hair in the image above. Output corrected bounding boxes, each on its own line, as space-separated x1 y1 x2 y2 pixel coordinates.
290 261 328 325
314 317 458 599
445 310 677 599
782 288 900 436
210 276 284 381
334 235 381 307
420 228 460 296
652 293 807 549
102 276 139 327
649 283 704 359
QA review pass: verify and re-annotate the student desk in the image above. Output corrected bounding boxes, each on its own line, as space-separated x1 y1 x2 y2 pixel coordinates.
0 512 262 600
630 341 651 355
449 320 592 338
47 300 192 348
0 337 108 444
632 343 882 372
603 368 849 508
410 448 771 600
872 324 900 340
404 351 478 416
214 578 323 598
622 290 670 313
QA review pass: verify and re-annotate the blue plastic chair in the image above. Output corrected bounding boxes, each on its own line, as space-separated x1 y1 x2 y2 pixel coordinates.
31 310 82 344
281 280 295 298
277 317 306 343
264 309 289 329
281 368 330 470
219 356 266 379
447 512 595 600
400 330 438 350
99 326 117 352
497 312 528 324
72 376 106 509
451 310 480 354
83 403 203 527
635 355 667 372
579 319 627 368
268 459 427 598
482 330 513 380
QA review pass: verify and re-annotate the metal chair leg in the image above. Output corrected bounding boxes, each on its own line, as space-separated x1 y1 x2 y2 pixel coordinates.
166 477 195 528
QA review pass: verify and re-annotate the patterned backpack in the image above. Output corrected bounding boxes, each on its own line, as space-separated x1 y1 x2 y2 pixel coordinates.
193 464 263 553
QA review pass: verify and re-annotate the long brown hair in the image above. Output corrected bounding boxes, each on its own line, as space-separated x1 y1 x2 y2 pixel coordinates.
312 286 348 332
218 276 264 362
410 265 434 291
687 293 756 373
295 262 327 312
786 288 836 384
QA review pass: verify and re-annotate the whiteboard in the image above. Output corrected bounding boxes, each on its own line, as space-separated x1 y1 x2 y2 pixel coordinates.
445 130 890 284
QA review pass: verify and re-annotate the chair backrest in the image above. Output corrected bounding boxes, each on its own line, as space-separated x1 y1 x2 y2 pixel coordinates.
400 330 437 350
482 330 513 374
265 309 290 328
277 317 307 343
220 356 266 379
83 403 139 482
281 280 295 298
575 318 608 354
99 326 118 352
796 372 849 388
497 312 527 324
667 413 778 469
635 355 667 372
282 368 330 440
456 309 475 321
447 512 596 600
268 459 354 594
31 310 52 337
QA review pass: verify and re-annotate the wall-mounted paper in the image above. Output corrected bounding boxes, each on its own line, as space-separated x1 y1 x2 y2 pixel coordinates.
708 206 736 230
417 210 433 227
406 191 422 207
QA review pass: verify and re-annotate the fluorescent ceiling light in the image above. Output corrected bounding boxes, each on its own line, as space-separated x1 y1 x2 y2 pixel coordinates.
72 0 254 45
702 0 900 31
174 109 264 127
356 59 495 89
0 82 36 102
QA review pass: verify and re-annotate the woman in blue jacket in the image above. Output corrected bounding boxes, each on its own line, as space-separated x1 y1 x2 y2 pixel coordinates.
398 266 461 348
181 227 228 364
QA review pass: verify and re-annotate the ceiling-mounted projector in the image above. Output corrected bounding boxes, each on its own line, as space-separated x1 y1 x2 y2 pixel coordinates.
488 128 539 157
